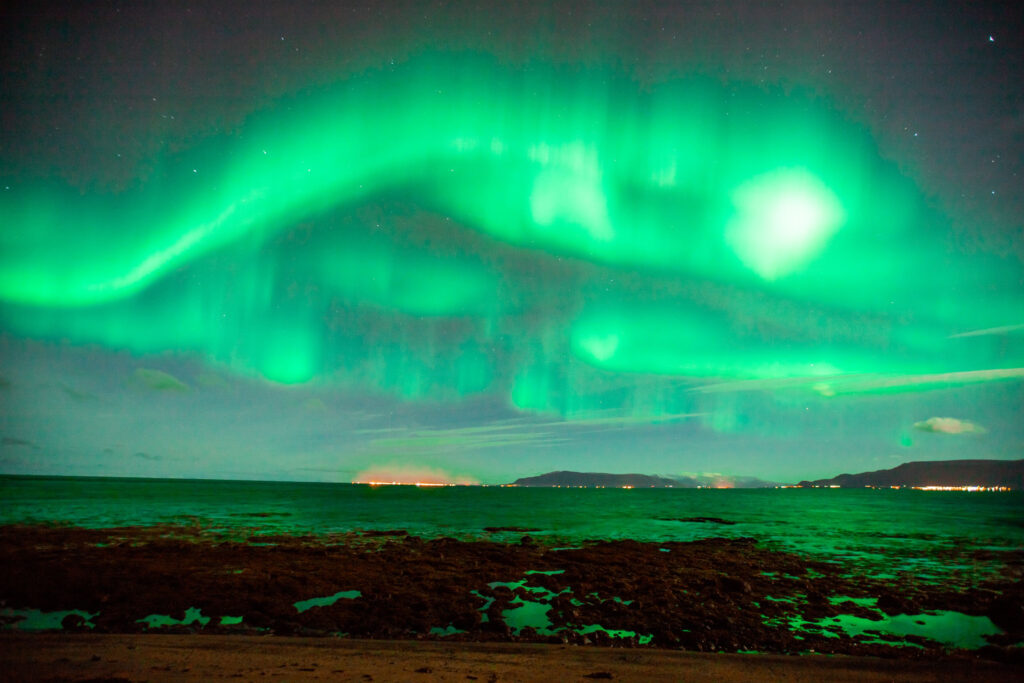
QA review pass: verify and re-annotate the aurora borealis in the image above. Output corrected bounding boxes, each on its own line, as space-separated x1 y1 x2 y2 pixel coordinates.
1 1 1021 483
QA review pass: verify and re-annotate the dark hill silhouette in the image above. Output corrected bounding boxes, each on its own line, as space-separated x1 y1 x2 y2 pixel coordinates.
797 459 1023 488
509 471 781 488
510 471 682 487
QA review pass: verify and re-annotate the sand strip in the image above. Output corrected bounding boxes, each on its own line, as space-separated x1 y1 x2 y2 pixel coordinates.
1 634 1020 682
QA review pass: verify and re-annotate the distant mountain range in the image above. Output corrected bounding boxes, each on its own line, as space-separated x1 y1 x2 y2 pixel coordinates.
509 460 1023 489
511 471 678 487
797 459 1024 489
508 470 778 488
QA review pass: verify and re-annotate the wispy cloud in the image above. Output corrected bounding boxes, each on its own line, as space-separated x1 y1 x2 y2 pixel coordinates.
913 417 987 435
822 369 1024 395
363 424 567 457
948 324 1024 338
133 368 189 392
693 368 1024 396
543 411 706 428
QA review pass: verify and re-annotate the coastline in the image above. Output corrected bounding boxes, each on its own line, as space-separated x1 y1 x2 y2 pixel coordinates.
3 633 1023 682
2 523 1022 664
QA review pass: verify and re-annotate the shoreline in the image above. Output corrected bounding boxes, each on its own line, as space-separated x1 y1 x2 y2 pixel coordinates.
2 524 1022 664
2 633 1022 682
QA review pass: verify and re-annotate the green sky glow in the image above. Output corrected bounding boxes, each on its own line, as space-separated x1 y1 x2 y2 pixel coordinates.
1 37 1021 482
2 54 1020 397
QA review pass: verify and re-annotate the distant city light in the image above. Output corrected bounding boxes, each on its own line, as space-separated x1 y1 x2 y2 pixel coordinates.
781 484 1013 491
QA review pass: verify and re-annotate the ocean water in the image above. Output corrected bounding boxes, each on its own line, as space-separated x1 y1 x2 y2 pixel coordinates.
2 475 1021 578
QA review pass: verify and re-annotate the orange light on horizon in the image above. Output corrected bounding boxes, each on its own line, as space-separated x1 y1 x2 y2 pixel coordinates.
355 480 453 487
352 466 479 487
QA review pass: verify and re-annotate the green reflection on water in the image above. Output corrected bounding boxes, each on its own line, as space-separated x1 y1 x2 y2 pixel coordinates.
137 606 210 629
0 607 97 631
815 611 1002 649
293 590 362 613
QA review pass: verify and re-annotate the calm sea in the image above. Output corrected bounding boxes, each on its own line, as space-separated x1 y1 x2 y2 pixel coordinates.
2 475 1021 579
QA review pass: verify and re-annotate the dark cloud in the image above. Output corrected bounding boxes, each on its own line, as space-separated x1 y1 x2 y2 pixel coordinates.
2 436 36 448
133 368 189 392
133 452 162 461
60 383 98 402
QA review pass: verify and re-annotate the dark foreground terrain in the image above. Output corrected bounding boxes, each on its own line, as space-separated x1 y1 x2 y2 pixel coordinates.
1 524 1022 663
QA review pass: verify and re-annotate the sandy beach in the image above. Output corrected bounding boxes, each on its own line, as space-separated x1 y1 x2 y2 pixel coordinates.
2 633 1022 682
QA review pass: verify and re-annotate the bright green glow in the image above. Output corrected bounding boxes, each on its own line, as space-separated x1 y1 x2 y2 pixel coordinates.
528 143 613 242
578 334 620 363
571 304 860 379
0 55 885 306
726 169 845 280
259 323 321 385
0 52 1020 406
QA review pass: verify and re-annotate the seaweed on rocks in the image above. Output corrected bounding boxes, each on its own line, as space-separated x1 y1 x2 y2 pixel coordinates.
0 524 1020 662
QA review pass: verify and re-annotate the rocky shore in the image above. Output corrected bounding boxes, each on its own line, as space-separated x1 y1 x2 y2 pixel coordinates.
1 524 1022 663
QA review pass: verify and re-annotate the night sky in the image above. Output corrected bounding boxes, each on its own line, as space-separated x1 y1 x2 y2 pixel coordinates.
1 1 1021 484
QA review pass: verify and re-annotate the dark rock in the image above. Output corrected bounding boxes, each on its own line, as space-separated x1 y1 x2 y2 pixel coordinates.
518 626 537 639
61 613 88 631
657 517 737 525
480 619 510 635
451 611 480 630
988 598 1024 630
877 593 908 615
720 576 752 593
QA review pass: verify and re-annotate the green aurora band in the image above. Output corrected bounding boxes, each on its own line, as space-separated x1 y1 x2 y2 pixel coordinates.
1 53 1021 414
